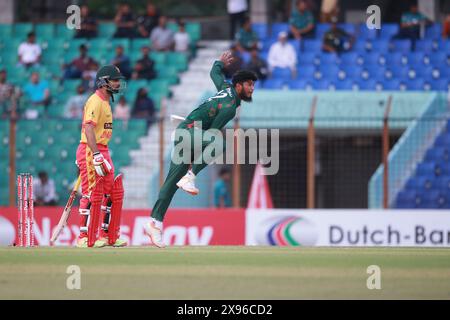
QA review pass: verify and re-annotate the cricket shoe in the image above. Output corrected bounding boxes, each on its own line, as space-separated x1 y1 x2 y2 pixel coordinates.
76 237 107 248
176 170 199 195
144 222 165 248
98 236 128 247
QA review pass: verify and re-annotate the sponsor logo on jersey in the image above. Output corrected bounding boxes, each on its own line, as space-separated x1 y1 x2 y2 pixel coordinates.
104 123 113 129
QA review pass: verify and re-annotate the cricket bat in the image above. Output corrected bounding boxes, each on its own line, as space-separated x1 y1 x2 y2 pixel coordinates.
50 175 81 244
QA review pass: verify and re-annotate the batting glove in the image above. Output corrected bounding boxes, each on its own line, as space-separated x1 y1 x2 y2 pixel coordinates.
93 152 112 176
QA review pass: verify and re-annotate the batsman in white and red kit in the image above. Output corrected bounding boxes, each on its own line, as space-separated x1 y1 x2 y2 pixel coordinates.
75 65 127 248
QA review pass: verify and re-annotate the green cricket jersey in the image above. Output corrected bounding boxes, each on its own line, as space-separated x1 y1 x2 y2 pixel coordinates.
179 60 241 131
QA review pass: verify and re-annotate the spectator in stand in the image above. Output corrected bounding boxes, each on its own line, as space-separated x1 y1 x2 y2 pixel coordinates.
33 171 57 206
394 3 429 42
0 69 14 118
18 32 42 68
235 17 259 53
150 16 175 51
289 0 315 40
227 0 248 39
246 48 268 81
137 2 160 38
214 167 232 208
268 32 297 78
63 85 88 119
320 0 339 23
113 2 136 38
174 21 191 53
223 44 243 79
442 14 450 38
81 61 99 91
132 87 156 128
23 72 51 117
132 46 156 80
111 45 132 79
114 96 131 129
63 44 97 80
75 4 98 38
322 17 355 53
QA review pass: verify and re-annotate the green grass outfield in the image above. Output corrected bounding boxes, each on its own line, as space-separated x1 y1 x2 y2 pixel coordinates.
0 246 449 299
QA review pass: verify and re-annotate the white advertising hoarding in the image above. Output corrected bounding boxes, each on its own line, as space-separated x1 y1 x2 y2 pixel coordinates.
246 209 450 247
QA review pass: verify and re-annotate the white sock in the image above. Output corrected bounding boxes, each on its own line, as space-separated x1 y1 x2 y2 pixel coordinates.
152 218 163 230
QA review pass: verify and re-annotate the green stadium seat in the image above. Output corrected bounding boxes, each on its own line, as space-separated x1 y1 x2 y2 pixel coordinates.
186 23 201 41
47 105 65 118
45 38 67 51
2 38 22 51
157 66 179 79
89 38 109 50
63 79 83 92
55 24 75 40
99 23 116 38
42 49 65 65
17 120 45 132
131 39 151 51
14 23 33 39
35 23 55 39
56 131 79 146
167 22 179 33
68 38 89 52
150 52 166 64
35 162 57 175
0 24 12 39
111 39 130 53
149 79 170 95
0 51 17 65
167 52 188 71
59 120 81 132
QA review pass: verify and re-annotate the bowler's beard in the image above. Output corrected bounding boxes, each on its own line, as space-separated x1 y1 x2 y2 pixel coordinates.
240 92 253 102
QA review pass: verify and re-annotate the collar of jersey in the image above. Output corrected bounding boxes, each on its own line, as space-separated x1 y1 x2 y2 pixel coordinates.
95 89 109 102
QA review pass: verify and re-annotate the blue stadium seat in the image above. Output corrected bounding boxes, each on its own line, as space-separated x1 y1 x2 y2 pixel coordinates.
391 40 411 53
426 147 449 161
317 53 338 65
298 52 317 66
361 52 381 66
396 190 419 208
357 79 377 91
288 79 308 89
339 52 360 65
405 52 426 65
352 40 368 52
388 65 409 79
261 39 275 52
315 23 330 39
317 65 339 80
271 67 292 80
311 79 331 90
428 79 449 91
271 23 289 38
434 133 450 147
296 65 315 79
416 162 437 177
288 40 301 54
334 79 355 90
414 40 435 53
425 23 442 39
367 40 389 52
361 66 385 81
381 79 400 90
379 23 399 39
406 79 425 91
357 23 378 40
435 177 450 190
263 79 285 89
303 40 322 52
429 52 448 67
252 23 267 39
414 65 433 79
436 162 450 175
339 66 362 80
338 23 356 35
406 176 434 191
384 52 404 67
418 190 445 209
